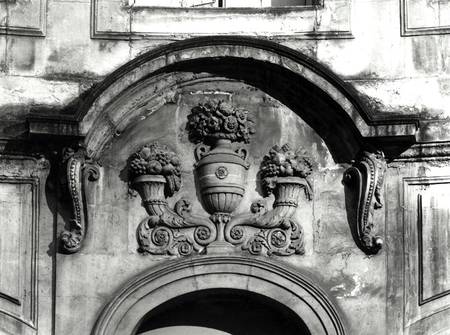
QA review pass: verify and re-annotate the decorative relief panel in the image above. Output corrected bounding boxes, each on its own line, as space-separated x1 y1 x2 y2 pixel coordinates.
403 176 450 329
92 0 352 39
0 176 38 332
0 0 46 36
129 101 313 256
401 0 450 36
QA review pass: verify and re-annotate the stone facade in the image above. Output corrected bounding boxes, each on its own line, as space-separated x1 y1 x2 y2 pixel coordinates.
1 1 450 335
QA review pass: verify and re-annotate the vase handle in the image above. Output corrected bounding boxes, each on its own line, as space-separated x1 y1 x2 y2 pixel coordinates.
236 147 248 160
194 144 210 161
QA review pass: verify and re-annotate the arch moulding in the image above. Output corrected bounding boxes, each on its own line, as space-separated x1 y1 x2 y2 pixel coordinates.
91 256 347 335
44 36 407 256
67 36 417 163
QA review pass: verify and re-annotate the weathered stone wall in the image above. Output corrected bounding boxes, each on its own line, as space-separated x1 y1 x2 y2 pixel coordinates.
55 81 385 334
1 1 450 334
1 0 450 142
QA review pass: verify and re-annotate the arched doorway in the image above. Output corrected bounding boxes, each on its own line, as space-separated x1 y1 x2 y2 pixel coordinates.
139 327 230 335
136 289 311 335
91 256 346 335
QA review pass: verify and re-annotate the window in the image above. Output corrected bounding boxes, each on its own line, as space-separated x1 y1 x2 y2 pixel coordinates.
137 0 319 8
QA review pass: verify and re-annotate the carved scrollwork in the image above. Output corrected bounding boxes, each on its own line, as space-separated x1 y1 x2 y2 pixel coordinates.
343 150 386 255
131 102 314 258
130 143 217 255
60 147 100 254
137 223 197 256
242 221 305 256
222 144 314 256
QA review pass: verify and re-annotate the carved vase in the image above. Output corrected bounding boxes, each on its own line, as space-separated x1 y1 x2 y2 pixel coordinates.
272 177 308 216
132 175 167 216
196 139 248 215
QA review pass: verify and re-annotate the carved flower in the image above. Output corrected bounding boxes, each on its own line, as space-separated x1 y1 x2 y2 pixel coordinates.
236 109 247 122
219 102 234 116
152 228 170 247
208 116 221 131
178 241 193 256
270 230 288 248
224 116 238 132
195 227 211 241
186 101 254 144
230 227 244 240
250 200 266 214
248 239 263 255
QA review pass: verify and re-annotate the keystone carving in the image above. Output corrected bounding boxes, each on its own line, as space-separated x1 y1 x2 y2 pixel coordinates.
130 101 313 257
60 147 100 254
343 150 386 255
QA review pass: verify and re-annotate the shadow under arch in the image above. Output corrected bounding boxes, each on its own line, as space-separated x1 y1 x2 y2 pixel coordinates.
91 256 347 335
77 36 417 163
136 288 312 335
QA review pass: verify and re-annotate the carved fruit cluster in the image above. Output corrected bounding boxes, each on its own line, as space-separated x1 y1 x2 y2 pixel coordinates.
187 100 255 144
129 143 182 195
260 144 313 195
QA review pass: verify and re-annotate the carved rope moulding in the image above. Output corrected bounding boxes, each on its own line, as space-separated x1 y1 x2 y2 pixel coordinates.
128 101 314 257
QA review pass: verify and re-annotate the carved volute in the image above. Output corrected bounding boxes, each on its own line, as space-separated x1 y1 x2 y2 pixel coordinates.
59 146 100 254
343 150 387 255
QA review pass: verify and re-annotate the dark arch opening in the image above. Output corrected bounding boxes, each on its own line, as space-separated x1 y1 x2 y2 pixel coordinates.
135 288 312 335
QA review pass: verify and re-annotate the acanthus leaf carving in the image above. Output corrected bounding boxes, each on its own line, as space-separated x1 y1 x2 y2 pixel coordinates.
60 147 100 254
343 150 386 255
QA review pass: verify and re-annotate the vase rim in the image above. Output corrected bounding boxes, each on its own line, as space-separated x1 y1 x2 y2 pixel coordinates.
132 174 166 184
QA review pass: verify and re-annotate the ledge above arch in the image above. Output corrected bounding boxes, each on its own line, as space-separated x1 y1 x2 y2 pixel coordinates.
69 36 417 163
91 255 347 335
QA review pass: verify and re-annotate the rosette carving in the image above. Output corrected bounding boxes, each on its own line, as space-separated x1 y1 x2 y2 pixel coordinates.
343 150 386 255
129 143 215 256
60 147 100 254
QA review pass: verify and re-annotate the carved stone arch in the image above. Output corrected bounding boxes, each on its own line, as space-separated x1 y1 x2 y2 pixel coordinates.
76 36 417 163
91 256 347 335
44 36 403 255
